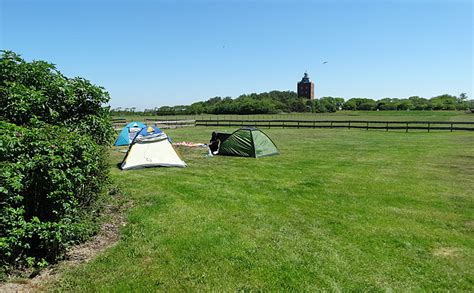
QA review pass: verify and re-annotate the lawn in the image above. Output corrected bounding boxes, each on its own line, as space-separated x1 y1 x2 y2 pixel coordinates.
50 127 473 291
114 110 474 122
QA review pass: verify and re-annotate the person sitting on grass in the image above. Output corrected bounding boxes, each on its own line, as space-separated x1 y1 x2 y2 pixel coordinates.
208 131 220 156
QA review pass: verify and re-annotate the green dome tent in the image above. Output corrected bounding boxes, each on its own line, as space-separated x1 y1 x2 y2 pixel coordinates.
217 127 279 158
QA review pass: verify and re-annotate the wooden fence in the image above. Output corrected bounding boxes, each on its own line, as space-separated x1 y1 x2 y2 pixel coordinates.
144 119 195 129
111 118 474 132
111 118 127 130
195 119 474 132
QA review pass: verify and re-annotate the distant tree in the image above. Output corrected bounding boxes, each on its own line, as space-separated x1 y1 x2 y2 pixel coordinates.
289 98 307 112
430 94 457 110
343 99 358 110
408 96 431 110
397 99 414 111
306 99 316 113
377 98 398 110
358 101 376 111
136 90 468 115
205 96 222 105
189 101 205 114
155 106 175 115
456 93 469 110
344 98 376 110
318 97 337 112
334 97 345 110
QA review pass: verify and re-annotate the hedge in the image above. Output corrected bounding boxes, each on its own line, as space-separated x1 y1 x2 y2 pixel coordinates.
0 51 114 272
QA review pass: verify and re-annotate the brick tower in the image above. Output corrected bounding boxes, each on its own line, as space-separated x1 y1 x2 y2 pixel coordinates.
297 72 315 100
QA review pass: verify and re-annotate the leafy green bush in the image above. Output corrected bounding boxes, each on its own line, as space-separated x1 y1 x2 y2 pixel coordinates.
0 51 113 271
0 51 113 144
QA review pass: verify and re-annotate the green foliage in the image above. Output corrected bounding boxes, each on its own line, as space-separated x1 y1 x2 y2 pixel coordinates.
0 122 107 265
110 91 471 116
112 91 302 116
343 98 377 110
0 51 113 271
315 97 341 112
0 51 113 144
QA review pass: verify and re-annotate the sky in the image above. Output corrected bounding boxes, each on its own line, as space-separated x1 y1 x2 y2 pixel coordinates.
0 0 472 109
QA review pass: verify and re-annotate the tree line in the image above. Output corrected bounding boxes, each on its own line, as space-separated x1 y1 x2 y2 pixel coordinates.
111 91 473 116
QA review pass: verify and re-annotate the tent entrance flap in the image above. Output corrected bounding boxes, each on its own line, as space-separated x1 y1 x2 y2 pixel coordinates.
251 130 279 158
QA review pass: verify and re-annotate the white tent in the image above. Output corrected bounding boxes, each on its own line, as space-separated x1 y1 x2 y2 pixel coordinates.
121 129 186 170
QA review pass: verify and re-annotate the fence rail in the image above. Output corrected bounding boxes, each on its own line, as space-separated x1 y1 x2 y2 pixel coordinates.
111 118 127 130
145 119 195 129
195 119 474 132
111 118 195 130
111 118 474 132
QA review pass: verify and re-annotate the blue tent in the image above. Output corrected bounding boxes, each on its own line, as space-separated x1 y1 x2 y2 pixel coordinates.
136 125 163 138
114 121 146 146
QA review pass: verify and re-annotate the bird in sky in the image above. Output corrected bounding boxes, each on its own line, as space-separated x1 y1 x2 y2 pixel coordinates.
322 61 328 64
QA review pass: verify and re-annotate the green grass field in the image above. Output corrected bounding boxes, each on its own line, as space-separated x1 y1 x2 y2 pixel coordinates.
113 110 474 122
48 126 473 291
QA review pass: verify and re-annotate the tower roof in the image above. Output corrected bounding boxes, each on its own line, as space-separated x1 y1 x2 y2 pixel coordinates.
299 72 311 83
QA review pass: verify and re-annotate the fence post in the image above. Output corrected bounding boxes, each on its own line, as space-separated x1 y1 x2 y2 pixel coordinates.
386 122 389 132
269 121 271 129
451 123 453 132
348 121 351 129
298 121 300 129
406 122 408 133
428 123 430 133
366 121 369 131
283 121 285 129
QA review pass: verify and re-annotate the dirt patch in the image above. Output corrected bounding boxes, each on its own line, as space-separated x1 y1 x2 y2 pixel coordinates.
464 220 474 232
0 200 129 292
433 247 462 258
